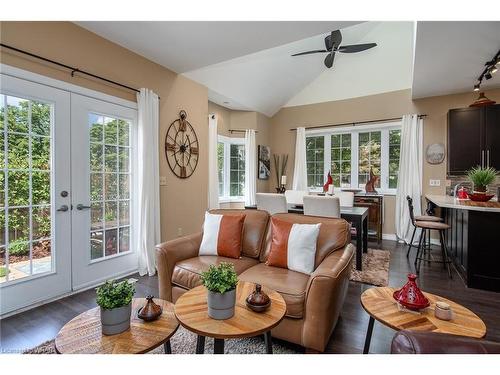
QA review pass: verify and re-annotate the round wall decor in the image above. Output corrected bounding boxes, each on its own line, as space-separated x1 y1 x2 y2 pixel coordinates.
426 143 445 165
165 110 199 179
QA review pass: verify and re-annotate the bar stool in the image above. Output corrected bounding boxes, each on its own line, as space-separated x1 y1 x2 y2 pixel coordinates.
406 196 443 258
414 220 452 278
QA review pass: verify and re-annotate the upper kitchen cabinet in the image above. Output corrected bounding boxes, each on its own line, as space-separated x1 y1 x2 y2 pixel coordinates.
447 104 500 175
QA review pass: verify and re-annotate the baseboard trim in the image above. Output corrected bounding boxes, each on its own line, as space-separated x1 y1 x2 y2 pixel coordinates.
0 268 139 319
382 233 440 246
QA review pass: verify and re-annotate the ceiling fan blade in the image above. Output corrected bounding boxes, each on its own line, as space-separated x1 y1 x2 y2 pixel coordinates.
324 52 335 68
325 30 342 51
337 43 377 53
291 49 328 56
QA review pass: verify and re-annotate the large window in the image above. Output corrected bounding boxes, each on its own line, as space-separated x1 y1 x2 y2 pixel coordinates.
306 123 401 193
217 136 245 201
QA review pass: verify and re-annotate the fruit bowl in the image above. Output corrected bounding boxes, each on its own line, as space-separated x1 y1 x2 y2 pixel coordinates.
468 193 494 202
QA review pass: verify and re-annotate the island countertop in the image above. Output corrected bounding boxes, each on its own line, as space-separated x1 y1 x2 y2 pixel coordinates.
425 194 500 213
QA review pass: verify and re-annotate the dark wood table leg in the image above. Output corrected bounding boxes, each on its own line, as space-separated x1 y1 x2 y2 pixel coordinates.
362 215 368 253
355 218 363 271
214 338 224 354
164 340 172 354
363 316 375 354
196 335 205 354
264 331 273 354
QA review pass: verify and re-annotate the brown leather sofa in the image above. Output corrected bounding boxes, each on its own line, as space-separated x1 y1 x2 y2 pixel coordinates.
156 209 355 352
391 330 500 354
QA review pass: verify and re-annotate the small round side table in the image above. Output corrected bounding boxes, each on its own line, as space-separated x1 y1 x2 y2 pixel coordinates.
360 287 486 354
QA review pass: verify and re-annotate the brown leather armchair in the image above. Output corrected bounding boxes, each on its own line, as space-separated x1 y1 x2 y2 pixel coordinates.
391 330 500 354
156 209 354 352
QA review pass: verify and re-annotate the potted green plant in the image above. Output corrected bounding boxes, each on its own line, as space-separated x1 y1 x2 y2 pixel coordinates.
96 279 135 335
201 262 238 320
466 166 498 193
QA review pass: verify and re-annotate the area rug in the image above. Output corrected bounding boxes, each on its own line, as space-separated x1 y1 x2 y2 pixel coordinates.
349 249 390 287
23 326 299 354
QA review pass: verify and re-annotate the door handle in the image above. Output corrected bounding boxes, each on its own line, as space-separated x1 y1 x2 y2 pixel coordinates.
76 204 91 210
57 205 69 212
487 149 490 168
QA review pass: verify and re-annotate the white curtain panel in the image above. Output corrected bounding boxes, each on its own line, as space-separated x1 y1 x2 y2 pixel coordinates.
208 114 220 209
137 89 160 276
395 114 423 244
292 127 308 191
244 129 257 206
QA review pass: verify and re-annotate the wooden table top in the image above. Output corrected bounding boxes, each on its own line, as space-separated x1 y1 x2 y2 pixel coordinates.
174 281 286 339
55 298 179 354
360 287 486 338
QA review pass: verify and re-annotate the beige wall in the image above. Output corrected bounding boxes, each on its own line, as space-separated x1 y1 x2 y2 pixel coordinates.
0 21 209 241
271 88 500 236
208 101 272 194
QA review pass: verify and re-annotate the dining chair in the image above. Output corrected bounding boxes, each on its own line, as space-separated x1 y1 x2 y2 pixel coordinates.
334 191 354 207
284 190 308 205
256 193 288 215
303 195 341 218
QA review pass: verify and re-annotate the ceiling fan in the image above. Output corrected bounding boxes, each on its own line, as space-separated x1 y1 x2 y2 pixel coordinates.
292 30 377 68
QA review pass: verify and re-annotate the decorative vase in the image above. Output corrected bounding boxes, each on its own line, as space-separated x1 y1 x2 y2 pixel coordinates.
246 284 271 312
100 303 132 335
393 274 430 311
138 295 162 321
207 288 236 320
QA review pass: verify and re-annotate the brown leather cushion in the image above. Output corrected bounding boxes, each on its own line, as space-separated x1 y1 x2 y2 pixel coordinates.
260 213 350 268
209 209 269 259
238 263 309 318
415 221 450 230
172 256 259 290
415 215 442 222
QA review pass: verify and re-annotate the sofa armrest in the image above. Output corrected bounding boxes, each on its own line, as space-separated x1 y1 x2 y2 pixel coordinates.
301 243 355 352
391 330 500 354
156 232 202 301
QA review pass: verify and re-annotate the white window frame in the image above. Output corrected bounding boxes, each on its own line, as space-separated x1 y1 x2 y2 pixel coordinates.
306 121 402 195
217 135 245 203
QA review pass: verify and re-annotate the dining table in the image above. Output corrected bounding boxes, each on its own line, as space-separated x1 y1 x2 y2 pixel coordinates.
244 204 369 271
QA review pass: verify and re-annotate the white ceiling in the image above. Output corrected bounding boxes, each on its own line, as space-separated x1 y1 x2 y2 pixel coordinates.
76 21 500 117
412 21 500 99
76 21 358 73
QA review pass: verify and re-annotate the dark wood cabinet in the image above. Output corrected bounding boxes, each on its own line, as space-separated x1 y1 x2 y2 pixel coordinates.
447 104 500 175
354 194 383 243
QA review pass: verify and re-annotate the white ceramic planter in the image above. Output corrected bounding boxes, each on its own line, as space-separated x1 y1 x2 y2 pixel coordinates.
207 289 236 320
100 303 132 335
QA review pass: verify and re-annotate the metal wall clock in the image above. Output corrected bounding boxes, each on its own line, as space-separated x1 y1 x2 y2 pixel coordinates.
165 110 199 178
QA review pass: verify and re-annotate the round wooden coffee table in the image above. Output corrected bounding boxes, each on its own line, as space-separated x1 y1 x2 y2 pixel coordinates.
174 281 286 354
55 298 179 354
360 287 486 354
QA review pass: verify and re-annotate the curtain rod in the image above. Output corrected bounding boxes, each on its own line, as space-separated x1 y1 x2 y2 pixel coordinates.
0 43 152 98
229 129 258 134
289 114 427 131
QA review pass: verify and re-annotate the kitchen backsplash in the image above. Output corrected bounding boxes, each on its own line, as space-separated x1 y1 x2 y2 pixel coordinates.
446 175 500 196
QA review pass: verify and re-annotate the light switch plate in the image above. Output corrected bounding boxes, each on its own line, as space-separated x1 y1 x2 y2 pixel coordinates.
159 176 167 186
429 179 441 187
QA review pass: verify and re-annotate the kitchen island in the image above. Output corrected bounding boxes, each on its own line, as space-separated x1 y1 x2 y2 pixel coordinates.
426 195 500 292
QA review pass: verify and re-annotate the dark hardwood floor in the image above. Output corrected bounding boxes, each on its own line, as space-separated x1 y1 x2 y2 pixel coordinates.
1 240 499 354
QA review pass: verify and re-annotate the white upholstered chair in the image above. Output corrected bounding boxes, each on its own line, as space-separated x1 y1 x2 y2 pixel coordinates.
284 190 309 205
334 191 354 207
303 196 341 218
256 193 288 215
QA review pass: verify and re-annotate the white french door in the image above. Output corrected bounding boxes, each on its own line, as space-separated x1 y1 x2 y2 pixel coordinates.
0 75 72 315
0 70 139 316
70 94 138 290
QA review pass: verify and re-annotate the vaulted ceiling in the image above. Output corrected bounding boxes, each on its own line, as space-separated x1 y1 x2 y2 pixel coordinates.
77 21 500 117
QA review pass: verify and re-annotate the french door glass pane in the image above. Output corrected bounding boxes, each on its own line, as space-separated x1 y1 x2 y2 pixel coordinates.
389 129 401 189
89 113 131 261
358 131 381 188
1 94 53 283
306 136 324 189
331 134 351 187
